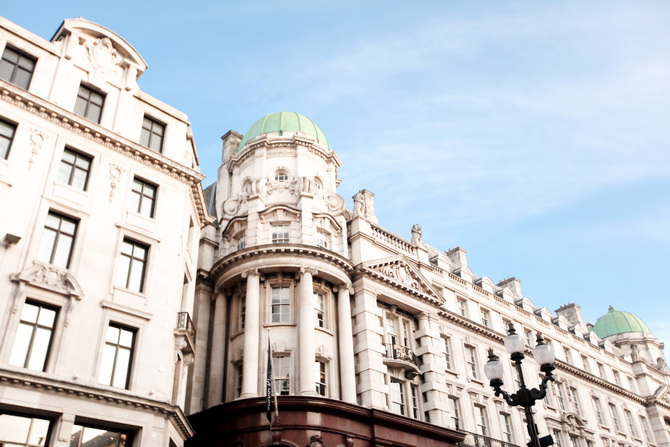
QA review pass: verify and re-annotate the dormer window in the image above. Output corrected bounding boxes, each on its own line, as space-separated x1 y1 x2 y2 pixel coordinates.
141 115 165 153
316 229 330 249
275 170 288 182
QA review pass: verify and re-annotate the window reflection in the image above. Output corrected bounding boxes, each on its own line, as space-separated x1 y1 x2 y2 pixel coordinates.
0 412 51 446
70 424 129 447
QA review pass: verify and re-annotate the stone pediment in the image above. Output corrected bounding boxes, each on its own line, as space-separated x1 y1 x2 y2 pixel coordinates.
360 256 444 305
11 262 83 299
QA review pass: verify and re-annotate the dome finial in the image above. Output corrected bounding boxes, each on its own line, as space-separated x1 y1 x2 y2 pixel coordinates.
608 305 615 312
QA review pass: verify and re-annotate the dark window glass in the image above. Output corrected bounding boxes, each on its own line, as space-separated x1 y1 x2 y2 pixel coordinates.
140 116 165 153
98 324 136 389
74 85 105 123
0 118 17 159
70 423 132 447
37 211 78 268
9 301 58 371
130 177 157 218
57 148 92 190
0 46 36 89
116 238 149 292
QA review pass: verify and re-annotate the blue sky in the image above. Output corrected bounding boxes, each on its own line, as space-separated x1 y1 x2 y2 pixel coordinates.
4 1 669 350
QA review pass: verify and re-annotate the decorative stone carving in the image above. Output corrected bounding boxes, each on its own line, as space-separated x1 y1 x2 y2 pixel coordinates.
86 37 120 75
307 435 325 447
108 163 122 202
28 128 47 168
353 191 364 217
266 175 301 195
411 224 422 246
380 264 421 290
11 262 83 298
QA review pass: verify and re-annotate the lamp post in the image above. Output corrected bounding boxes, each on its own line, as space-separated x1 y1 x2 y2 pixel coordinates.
484 323 556 447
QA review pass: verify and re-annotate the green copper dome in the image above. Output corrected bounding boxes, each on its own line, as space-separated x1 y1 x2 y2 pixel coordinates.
591 306 652 339
237 112 329 151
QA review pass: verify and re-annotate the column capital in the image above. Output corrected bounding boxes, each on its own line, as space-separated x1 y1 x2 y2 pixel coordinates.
299 266 318 277
241 268 260 279
333 283 354 295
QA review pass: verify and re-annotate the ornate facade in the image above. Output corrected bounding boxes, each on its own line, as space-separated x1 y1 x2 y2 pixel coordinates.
188 112 670 447
0 17 211 446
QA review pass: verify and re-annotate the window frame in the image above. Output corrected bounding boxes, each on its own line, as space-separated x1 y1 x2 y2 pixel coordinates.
130 176 158 218
70 421 134 447
57 147 93 191
140 115 165 153
271 223 290 244
0 409 53 447
480 308 490 327
500 412 514 443
315 360 327 396
465 345 479 380
273 355 291 396
316 229 330 249
74 83 105 123
443 336 453 370
474 404 489 437
0 45 37 89
37 211 78 269
0 117 17 159
456 298 468 317
390 378 406 415
98 322 136 389
270 285 292 324
9 300 59 371
448 396 461 430
115 237 150 293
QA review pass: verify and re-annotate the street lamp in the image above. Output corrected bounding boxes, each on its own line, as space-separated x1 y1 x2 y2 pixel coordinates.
484 323 556 447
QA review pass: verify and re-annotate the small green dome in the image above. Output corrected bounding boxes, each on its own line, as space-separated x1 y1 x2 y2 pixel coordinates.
591 306 652 339
237 112 329 151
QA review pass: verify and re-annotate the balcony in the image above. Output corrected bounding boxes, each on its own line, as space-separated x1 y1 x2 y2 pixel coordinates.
383 343 421 379
456 431 520 447
176 312 196 354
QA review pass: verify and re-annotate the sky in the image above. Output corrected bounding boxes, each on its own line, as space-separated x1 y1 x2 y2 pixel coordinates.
4 1 669 351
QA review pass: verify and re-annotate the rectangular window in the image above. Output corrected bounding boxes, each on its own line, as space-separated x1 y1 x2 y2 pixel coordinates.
130 177 157 218
563 347 571 363
0 46 36 89
315 360 327 396
239 298 246 330
609 403 622 431
99 323 136 389
271 223 290 244
74 84 105 123
552 430 564 447
597 362 606 379
569 435 581 447
37 211 78 268
314 292 326 328
443 337 452 369
390 379 405 415
57 148 92 190
448 396 461 429
581 355 590 373
0 411 52 446
640 415 653 442
235 364 243 398
556 383 567 411
568 386 582 416
465 345 479 379
456 299 467 317
0 117 16 159
500 413 514 443
116 238 149 292
70 423 132 447
9 301 58 371
140 115 165 153
410 384 420 419
474 405 489 436
271 286 291 323
592 396 605 425
480 308 490 327
316 229 330 249
273 356 290 395
524 329 533 346
624 410 639 438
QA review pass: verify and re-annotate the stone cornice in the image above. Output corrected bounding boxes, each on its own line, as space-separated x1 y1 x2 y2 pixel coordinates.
210 244 355 279
0 369 194 438
0 81 213 227
228 134 341 170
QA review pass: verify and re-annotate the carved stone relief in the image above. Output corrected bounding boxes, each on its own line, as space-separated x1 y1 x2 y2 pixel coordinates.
28 128 48 169
108 163 123 202
86 37 120 75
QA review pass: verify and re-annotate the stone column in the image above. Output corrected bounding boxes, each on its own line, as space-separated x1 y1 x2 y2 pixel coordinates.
241 270 261 398
299 267 317 395
416 311 450 425
207 291 226 406
337 285 357 403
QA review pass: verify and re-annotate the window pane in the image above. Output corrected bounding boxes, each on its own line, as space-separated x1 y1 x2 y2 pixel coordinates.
0 413 51 445
26 327 52 370
9 323 33 366
98 344 116 385
112 347 131 388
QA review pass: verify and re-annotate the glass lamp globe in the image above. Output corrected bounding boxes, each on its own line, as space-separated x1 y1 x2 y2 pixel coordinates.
504 332 525 356
533 340 555 365
484 353 504 381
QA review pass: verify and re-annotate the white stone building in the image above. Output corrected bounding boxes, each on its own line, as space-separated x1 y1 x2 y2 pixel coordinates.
189 112 670 447
0 17 211 446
